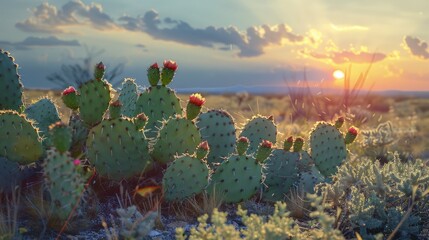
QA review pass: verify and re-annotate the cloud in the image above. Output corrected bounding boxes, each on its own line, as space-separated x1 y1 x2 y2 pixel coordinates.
0 36 80 50
330 24 369 32
403 36 429 59
300 48 386 64
119 10 310 57
15 1 117 33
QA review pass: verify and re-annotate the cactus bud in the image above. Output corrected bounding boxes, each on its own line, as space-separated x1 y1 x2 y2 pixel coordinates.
256 140 273 162
335 116 345 129
293 137 304 152
94 62 106 80
196 141 210 160
109 100 122 119
73 159 81 166
147 62 160 86
49 121 72 153
284 136 293 151
268 115 274 121
61 86 79 110
134 113 149 130
186 93 205 120
345 126 358 144
237 137 249 155
161 60 177 86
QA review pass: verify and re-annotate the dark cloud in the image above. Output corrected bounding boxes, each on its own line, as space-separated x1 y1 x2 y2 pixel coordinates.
404 36 429 59
119 10 308 57
301 49 386 64
0 36 80 50
15 1 117 33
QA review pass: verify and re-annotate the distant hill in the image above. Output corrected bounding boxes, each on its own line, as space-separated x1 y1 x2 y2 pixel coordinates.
176 85 429 98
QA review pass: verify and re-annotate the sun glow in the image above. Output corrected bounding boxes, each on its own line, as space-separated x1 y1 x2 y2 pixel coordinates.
333 70 345 86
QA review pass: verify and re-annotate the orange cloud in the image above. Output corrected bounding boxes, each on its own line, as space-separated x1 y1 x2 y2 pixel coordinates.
300 48 386 64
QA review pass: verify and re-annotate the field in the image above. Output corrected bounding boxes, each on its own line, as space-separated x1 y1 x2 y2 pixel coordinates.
1 87 429 239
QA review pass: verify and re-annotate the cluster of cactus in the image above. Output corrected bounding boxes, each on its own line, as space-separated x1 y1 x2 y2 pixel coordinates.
0 50 361 217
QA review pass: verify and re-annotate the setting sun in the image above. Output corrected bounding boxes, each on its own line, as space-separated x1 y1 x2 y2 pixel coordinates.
333 70 345 80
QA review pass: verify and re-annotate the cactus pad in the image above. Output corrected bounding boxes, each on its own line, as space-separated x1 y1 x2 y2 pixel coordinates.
262 150 299 201
134 85 181 139
118 78 138 117
163 155 210 201
0 49 23 111
86 117 152 180
0 110 43 164
152 117 201 164
25 98 61 144
78 78 113 127
296 166 325 194
196 110 236 165
239 115 277 154
0 157 21 192
43 149 85 220
209 155 262 203
309 122 347 177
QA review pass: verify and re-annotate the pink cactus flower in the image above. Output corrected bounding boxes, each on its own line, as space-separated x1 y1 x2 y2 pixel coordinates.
96 62 106 70
238 136 249 143
73 159 81 166
163 60 178 71
189 93 205 107
198 141 210 151
348 127 358 136
261 140 273 149
150 63 159 69
62 86 76 96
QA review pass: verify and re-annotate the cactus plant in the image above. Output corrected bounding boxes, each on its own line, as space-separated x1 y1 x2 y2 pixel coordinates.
262 138 300 201
208 138 272 203
0 49 23 111
25 98 61 144
61 86 79 110
43 148 85 221
118 78 138 117
49 122 72 154
69 113 89 157
239 115 277 154
162 141 210 201
0 110 43 164
161 60 178 86
134 62 182 139
151 94 203 164
77 62 113 127
196 109 236 165
86 117 152 180
309 122 347 178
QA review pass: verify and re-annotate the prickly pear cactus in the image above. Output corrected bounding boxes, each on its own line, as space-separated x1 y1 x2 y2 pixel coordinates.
25 98 61 144
118 78 138 117
196 110 236 165
0 110 43 164
0 49 23 111
208 139 272 203
296 165 325 194
86 117 152 180
163 155 210 201
134 86 181 139
0 157 21 193
152 117 201 164
69 114 89 157
78 64 113 126
262 149 299 201
43 149 85 221
309 122 347 177
239 115 276 154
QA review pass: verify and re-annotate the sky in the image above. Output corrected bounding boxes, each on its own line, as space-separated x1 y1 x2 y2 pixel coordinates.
1 0 429 91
